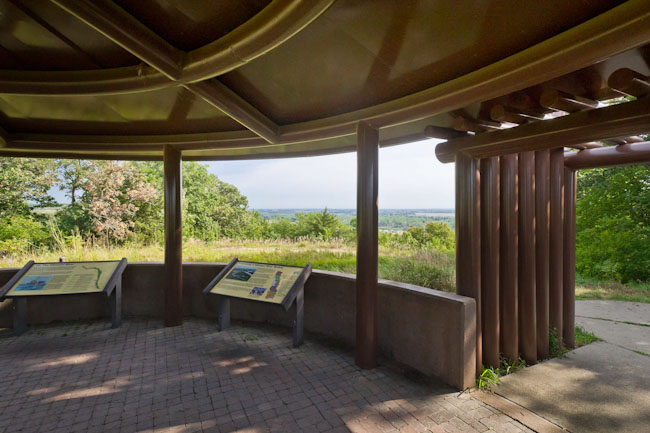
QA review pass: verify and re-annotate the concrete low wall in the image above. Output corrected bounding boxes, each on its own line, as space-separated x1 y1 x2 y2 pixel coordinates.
0 263 476 389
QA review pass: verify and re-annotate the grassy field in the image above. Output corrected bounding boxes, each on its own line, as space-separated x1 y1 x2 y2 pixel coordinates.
0 239 457 293
2 239 647 302
576 276 650 304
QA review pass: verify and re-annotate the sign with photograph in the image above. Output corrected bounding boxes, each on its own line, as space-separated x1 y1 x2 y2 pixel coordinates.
4 261 121 297
207 260 309 306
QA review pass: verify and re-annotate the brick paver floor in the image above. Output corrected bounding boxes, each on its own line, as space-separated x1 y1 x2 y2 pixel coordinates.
0 319 534 433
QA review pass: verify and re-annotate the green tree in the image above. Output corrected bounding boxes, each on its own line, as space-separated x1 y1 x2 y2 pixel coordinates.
268 218 296 239
576 165 650 282
0 157 57 217
182 162 256 240
57 160 91 204
294 208 351 239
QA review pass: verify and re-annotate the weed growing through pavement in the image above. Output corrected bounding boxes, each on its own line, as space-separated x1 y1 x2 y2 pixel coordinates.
476 357 526 391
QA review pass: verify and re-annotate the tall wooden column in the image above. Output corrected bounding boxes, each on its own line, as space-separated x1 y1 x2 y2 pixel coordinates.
549 149 564 340
500 154 518 362
456 152 481 372
535 150 550 359
518 151 536 363
355 121 379 369
563 168 577 348
164 145 183 327
480 157 499 368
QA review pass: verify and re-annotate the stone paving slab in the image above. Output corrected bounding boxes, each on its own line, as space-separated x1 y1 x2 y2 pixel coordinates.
497 342 650 433
0 319 534 433
496 301 650 433
576 316 650 355
575 300 650 326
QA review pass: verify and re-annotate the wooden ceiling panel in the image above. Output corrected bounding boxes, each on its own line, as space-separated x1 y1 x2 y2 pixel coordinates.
0 0 138 69
221 0 622 125
113 0 271 51
0 88 245 135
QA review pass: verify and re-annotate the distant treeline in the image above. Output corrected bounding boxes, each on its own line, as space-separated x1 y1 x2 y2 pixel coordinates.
258 209 455 232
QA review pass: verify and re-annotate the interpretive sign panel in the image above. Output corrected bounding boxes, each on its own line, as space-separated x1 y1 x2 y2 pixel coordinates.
205 259 310 309
203 258 311 346
0 259 127 335
4 261 121 297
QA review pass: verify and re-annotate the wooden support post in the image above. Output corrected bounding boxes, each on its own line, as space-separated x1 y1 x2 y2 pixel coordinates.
164 145 183 327
355 121 379 369
217 295 231 331
535 150 550 359
456 152 481 372
549 149 564 342
111 279 122 328
518 151 537 364
13 297 27 336
292 285 304 348
563 168 577 348
500 154 518 362
480 157 499 368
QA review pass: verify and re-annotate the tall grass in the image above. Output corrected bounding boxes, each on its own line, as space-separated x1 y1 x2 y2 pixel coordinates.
0 238 457 293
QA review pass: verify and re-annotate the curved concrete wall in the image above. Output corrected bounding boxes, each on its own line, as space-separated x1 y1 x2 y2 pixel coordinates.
0 263 476 389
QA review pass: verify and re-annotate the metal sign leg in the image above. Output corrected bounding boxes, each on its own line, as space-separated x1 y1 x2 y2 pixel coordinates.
217 295 231 331
292 285 304 347
13 297 27 336
111 280 122 328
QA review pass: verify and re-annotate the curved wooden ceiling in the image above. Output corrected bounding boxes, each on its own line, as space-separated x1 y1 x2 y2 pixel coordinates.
0 0 649 161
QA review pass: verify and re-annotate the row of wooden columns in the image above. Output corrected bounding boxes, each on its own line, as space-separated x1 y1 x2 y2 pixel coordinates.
457 148 576 369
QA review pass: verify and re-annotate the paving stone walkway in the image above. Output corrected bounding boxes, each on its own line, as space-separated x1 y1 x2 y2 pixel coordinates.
0 319 534 433
496 301 650 433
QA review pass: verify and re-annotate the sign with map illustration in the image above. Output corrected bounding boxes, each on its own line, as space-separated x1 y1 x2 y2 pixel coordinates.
3 261 122 297
206 259 310 308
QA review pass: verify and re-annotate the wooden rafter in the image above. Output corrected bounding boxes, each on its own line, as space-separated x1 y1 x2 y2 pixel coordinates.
564 141 650 169
435 96 650 163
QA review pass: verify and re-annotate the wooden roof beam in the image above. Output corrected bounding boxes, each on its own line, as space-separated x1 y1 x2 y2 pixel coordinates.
424 125 469 140
51 0 183 79
564 141 650 169
50 0 280 143
186 81 279 144
565 142 603 150
454 116 502 133
435 96 650 163
490 105 535 125
539 89 599 113
608 68 650 98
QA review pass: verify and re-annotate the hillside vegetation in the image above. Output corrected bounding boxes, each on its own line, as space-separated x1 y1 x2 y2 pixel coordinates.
1 158 649 302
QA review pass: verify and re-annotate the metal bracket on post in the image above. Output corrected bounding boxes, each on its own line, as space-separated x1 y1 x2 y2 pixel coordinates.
292 284 304 347
111 278 122 328
217 295 231 331
13 297 27 336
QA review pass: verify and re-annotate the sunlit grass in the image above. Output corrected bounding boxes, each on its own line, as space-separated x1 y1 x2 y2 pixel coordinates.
3 240 648 300
576 276 650 303
0 238 456 292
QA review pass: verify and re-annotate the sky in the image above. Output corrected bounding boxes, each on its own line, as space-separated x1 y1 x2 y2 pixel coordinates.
50 138 455 209
207 138 455 209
